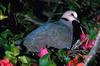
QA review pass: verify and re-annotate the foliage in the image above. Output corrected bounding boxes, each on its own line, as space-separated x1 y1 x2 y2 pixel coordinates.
0 0 100 66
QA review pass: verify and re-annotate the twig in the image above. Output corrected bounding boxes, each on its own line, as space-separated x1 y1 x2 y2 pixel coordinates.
84 31 100 66
71 36 88 50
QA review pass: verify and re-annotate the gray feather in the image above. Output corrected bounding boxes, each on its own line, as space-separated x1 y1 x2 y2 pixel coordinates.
23 19 73 52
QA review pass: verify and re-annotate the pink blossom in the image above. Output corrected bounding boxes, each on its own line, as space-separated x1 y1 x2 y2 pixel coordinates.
0 58 13 66
80 40 95 50
80 32 88 41
37 48 48 58
86 40 95 50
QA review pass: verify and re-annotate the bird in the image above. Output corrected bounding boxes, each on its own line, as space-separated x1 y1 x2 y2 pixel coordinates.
20 11 81 52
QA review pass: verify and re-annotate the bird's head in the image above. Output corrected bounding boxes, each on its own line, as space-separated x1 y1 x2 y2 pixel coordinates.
61 11 79 22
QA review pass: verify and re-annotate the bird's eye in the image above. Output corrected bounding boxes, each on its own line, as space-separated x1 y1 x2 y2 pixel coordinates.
71 13 74 16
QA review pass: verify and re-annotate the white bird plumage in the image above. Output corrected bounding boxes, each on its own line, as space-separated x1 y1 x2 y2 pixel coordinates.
62 11 78 22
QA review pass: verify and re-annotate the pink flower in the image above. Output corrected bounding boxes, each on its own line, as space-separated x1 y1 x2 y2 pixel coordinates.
80 40 95 50
0 58 13 66
86 40 95 50
37 48 48 58
80 32 88 41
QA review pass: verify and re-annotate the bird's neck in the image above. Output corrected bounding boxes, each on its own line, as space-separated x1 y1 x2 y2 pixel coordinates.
60 18 72 25
61 15 77 22
59 18 73 31
61 18 69 21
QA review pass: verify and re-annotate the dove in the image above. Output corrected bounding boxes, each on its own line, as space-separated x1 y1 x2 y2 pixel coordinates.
21 11 80 52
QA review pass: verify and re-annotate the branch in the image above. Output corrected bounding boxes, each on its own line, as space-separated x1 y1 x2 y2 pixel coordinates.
84 31 100 66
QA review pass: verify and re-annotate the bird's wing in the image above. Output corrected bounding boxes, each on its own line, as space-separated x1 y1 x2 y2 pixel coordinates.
23 22 73 52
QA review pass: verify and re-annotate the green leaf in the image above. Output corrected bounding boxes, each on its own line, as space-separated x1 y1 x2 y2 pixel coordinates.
0 36 11 50
3 43 11 50
65 56 70 64
57 49 66 58
0 4 6 13
5 51 17 64
5 51 13 57
0 10 8 20
0 29 13 50
0 14 8 20
11 44 20 56
21 63 31 66
0 29 13 39
0 36 10 50
18 56 30 64
89 28 97 39
67 0 77 10
0 36 8 45
39 54 56 66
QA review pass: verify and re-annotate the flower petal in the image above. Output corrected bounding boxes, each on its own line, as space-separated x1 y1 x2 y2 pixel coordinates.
37 48 48 58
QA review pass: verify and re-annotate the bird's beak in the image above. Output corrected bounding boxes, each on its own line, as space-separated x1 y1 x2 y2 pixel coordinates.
72 14 79 23
74 16 80 23
76 19 80 23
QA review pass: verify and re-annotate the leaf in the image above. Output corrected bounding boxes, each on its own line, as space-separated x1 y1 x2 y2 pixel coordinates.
11 44 20 56
65 56 70 64
0 10 8 20
0 4 6 13
0 14 8 20
5 51 17 64
0 29 13 50
0 29 13 39
5 51 13 57
21 63 31 66
0 36 8 45
67 0 77 10
18 56 30 64
39 54 56 66
89 29 97 39
3 43 11 51
0 36 11 50
57 49 66 58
